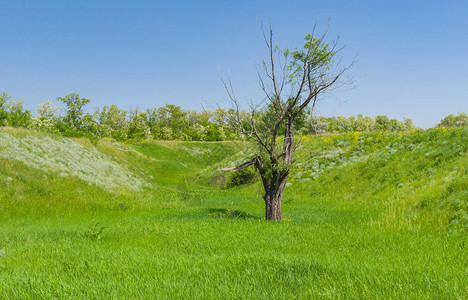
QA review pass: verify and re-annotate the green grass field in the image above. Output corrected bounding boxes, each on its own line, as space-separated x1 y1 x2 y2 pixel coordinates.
0 127 467 299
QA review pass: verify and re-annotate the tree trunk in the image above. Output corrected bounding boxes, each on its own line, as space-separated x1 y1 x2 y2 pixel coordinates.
264 179 287 221
262 117 294 221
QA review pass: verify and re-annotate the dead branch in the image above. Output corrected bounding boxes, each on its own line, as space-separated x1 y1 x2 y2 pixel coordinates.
222 157 258 172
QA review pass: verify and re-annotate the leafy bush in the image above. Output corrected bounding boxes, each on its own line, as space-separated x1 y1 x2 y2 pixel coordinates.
225 165 257 189
0 93 31 127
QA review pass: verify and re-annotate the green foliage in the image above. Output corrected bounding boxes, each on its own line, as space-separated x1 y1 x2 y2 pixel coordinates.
312 115 416 134
438 112 468 128
127 109 150 140
374 115 391 131
309 115 329 134
83 222 106 240
6 102 31 128
57 93 90 129
283 34 333 85
225 165 257 188
28 116 59 133
0 92 12 126
260 101 309 136
0 93 32 127
37 100 60 119
95 104 129 139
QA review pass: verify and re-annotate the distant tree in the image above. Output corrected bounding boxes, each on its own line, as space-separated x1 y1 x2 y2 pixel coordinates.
438 112 468 128
336 116 353 132
403 118 416 130
308 115 329 135
355 115 374 132
128 109 151 140
222 22 351 220
455 112 468 127
37 100 60 119
0 92 12 126
150 104 188 140
374 115 391 131
57 93 90 130
389 118 403 131
81 112 100 143
95 104 129 139
439 114 456 127
326 117 339 133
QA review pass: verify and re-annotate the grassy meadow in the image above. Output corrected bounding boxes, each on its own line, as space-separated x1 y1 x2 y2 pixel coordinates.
0 127 467 298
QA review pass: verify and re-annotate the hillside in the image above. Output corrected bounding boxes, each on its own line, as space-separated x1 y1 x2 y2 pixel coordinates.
207 128 468 231
0 127 467 298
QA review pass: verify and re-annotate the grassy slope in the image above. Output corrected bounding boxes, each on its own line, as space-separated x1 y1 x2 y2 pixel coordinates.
0 127 467 299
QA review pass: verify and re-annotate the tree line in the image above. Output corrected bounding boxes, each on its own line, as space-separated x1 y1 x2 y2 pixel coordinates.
2 91 463 142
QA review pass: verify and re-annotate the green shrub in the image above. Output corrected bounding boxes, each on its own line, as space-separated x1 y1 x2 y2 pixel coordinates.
225 166 257 189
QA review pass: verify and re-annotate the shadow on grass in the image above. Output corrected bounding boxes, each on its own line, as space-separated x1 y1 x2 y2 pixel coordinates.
206 208 261 220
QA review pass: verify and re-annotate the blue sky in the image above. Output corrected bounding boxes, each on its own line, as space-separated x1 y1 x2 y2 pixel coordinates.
1 0 466 127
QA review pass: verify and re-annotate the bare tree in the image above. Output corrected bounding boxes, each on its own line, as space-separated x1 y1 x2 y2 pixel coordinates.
222 21 352 221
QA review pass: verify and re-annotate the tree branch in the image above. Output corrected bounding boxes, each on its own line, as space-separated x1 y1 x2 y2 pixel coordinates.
222 157 258 171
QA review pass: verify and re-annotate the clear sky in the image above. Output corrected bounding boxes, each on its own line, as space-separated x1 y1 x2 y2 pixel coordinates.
1 0 466 127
